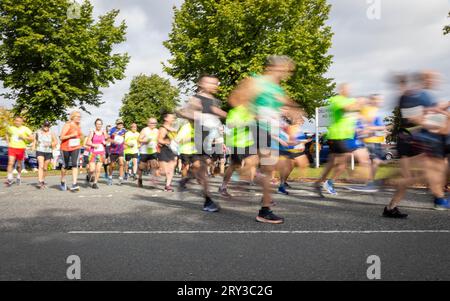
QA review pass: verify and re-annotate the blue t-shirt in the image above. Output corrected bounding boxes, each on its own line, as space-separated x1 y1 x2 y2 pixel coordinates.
399 90 443 140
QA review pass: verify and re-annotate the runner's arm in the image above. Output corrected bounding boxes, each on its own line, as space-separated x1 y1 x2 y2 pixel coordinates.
138 129 148 144
51 132 58 149
157 128 170 146
84 131 95 148
31 133 37 151
60 124 76 140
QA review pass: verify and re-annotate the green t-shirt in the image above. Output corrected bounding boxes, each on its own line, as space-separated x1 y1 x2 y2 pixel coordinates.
225 105 255 148
326 95 357 140
251 75 285 132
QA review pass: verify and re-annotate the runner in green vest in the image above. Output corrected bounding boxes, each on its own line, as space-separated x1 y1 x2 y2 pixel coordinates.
228 55 299 224
218 105 259 197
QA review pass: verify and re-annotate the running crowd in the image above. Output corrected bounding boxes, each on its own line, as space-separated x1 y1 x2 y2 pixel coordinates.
3 56 450 224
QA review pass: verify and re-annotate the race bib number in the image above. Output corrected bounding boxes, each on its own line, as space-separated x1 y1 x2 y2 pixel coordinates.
148 141 157 149
69 138 80 147
95 144 104 152
114 135 124 144
12 135 21 142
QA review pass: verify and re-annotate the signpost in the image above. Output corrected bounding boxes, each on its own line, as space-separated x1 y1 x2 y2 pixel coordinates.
314 106 330 168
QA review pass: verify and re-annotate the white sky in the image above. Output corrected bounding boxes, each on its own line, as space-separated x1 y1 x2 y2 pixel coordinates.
1 0 449 134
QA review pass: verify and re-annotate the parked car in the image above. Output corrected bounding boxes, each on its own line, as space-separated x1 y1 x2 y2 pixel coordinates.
307 135 330 164
383 144 399 161
0 146 38 171
0 146 8 170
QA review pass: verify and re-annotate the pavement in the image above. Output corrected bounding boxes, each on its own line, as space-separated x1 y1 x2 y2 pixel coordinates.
0 173 449 280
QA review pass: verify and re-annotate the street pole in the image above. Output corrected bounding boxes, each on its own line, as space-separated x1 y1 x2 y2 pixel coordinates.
315 107 319 168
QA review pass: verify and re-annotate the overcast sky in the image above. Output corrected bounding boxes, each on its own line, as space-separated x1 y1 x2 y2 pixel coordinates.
1 0 449 133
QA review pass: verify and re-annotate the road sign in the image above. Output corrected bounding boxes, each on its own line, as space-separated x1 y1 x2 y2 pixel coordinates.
317 106 330 127
315 106 330 168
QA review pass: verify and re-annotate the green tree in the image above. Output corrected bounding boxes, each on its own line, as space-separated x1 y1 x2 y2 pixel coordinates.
0 0 129 128
444 11 450 35
0 106 14 139
119 74 180 129
163 0 334 116
384 107 401 143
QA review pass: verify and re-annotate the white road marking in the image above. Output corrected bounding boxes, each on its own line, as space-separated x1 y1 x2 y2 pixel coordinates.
77 194 113 198
68 230 450 234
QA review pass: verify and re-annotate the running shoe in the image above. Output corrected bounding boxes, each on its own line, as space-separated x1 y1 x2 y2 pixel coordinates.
92 183 99 189
277 185 289 195
314 182 325 198
85 174 90 182
60 182 67 191
107 178 113 186
5 179 13 187
137 178 143 188
256 209 284 224
179 177 189 190
164 186 174 192
70 184 80 191
203 198 220 212
323 179 337 195
38 181 45 189
16 178 21 185
118 177 123 186
218 186 232 197
434 198 450 210
124 173 128 181
284 182 292 189
382 206 408 218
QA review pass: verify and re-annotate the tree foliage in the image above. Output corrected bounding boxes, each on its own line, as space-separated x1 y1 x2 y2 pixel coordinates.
119 74 180 129
163 0 335 117
0 0 130 128
0 106 14 139
383 107 401 144
444 11 450 35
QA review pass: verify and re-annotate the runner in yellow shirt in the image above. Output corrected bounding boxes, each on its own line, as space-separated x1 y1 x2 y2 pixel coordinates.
124 123 140 181
5 116 34 187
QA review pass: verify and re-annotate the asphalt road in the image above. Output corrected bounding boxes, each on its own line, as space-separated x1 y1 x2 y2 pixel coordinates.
0 174 449 280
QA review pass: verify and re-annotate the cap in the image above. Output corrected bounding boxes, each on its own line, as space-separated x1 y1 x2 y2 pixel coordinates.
116 118 124 125
43 120 51 127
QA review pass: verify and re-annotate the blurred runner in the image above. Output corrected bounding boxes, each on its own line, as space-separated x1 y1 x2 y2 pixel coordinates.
228 55 299 224
219 104 258 197
85 118 108 189
59 111 82 191
384 71 450 218
175 119 196 179
103 125 112 179
360 94 387 190
157 112 178 192
5 116 34 187
32 120 57 189
313 84 368 197
108 119 127 186
276 112 311 195
124 123 140 181
177 74 227 212
137 118 159 188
